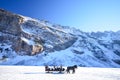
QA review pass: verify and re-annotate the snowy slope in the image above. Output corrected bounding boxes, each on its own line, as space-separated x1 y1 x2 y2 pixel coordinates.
0 9 120 67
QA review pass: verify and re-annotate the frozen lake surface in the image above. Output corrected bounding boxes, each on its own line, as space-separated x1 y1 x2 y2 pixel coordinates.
0 66 120 80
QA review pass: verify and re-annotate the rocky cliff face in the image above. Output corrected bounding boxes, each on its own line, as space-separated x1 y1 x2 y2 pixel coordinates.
0 9 77 56
0 9 120 67
0 9 44 55
0 9 23 35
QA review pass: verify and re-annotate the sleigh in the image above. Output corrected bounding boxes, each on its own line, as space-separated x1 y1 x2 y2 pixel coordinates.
45 66 65 73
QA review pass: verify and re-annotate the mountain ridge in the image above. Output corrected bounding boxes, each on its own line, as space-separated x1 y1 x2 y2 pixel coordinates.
0 9 120 67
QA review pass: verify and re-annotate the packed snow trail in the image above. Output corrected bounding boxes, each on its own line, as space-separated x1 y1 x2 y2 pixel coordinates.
0 66 120 80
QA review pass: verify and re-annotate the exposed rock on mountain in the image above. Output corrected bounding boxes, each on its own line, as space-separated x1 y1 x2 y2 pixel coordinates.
0 9 43 55
0 9 23 35
0 9 77 55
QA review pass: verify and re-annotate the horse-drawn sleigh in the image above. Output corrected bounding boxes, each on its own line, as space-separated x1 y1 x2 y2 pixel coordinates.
45 65 77 74
45 65 65 73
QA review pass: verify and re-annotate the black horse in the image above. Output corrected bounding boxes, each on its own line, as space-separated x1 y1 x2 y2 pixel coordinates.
66 65 77 74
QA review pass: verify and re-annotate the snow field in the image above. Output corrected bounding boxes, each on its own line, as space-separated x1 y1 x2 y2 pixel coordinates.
0 66 120 80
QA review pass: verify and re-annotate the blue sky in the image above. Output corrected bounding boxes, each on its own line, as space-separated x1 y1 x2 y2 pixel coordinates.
0 0 120 32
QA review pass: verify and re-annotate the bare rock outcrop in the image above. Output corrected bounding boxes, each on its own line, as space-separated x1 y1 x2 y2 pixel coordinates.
0 9 23 36
0 9 77 56
0 9 44 55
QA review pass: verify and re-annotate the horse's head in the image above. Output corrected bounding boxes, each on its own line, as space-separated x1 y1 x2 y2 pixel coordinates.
74 65 77 68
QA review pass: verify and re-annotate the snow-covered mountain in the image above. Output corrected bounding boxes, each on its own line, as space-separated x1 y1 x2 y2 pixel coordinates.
0 9 120 67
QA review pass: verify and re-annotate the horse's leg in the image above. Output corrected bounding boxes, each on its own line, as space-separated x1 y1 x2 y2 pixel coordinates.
72 69 75 74
74 69 75 73
66 69 68 73
68 69 70 73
